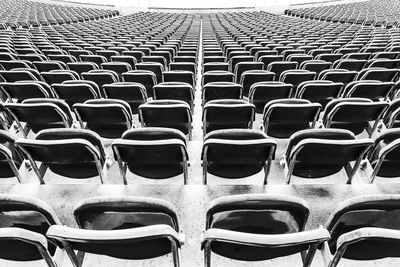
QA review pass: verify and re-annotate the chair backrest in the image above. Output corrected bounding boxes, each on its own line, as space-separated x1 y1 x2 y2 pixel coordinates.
202 99 255 135
263 99 322 138
153 82 194 109
122 70 157 97
0 81 54 101
138 100 192 136
50 196 181 259
162 70 195 87
204 194 311 261
16 128 106 181
295 80 344 108
0 194 60 261
319 69 358 85
249 81 293 114
202 129 276 181
286 129 373 180
202 82 242 105
202 71 234 85
73 99 133 138
326 194 400 260
52 82 100 106
4 99 73 135
41 70 79 85
324 98 389 136
102 82 147 114
343 80 395 101
112 128 188 181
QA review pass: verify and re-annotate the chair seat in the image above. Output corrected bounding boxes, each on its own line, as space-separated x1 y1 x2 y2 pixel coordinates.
207 163 264 178
292 162 344 178
49 163 100 179
128 163 183 179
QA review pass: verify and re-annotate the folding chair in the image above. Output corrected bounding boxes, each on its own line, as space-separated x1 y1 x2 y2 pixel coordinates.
15 128 108 183
47 196 184 266
282 129 374 184
112 128 189 184
262 99 322 138
201 129 276 184
202 194 330 266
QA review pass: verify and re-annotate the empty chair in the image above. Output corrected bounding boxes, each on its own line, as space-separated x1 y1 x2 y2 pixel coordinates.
366 59 400 69
112 128 189 184
103 82 147 114
202 99 255 136
367 129 400 182
73 99 134 138
123 50 145 62
174 56 196 64
300 60 332 75
142 56 167 71
136 62 164 83
202 194 330 265
138 100 192 139
0 60 33 70
203 62 229 72
0 194 66 266
240 70 275 97
323 195 400 266
319 69 358 85
47 54 76 64
4 99 74 137
96 50 118 61
101 62 132 78
203 56 226 64
315 53 343 63
201 129 276 184
81 70 119 96
153 82 194 111
0 81 55 101
248 81 292 114
163 70 195 87
357 68 399 82
111 55 137 69
332 59 366 71
267 61 298 81
295 80 344 108
33 60 66 72
234 62 263 83
343 52 371 60
51 80 101 106
47 196 184 266
202 82 242 105
280 70 317 90
229 56 254 73
122 70 157 98
79 54 107 66
67 62 98 75
15 128 107 183
262 99 322 138
41 70 79 84
0 69 39 82
170 62 196 75
323 98 389 137
202 71 234 85
343 80 395 101
282 129 373 184
258 55 284 69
